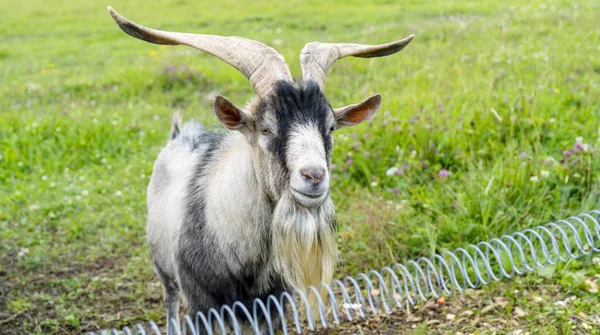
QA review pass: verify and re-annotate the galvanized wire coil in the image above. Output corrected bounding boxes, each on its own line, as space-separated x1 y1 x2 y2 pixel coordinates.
92 209 600 335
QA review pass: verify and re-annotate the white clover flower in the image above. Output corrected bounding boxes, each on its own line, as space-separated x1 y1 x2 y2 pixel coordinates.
82 190 89 197
370 181 378 187
17 247 29 259
26 82 39 92
115 190 123 197
540 170 550 178
386 167 398 176
554 300 567 307
530 176 539 182
337 134 349 142
576 136 584 143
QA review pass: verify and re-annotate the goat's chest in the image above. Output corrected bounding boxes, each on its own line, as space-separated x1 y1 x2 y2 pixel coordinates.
202 184 272 267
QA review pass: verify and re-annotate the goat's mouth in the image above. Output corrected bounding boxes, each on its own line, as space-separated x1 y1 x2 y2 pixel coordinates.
291 188 327 206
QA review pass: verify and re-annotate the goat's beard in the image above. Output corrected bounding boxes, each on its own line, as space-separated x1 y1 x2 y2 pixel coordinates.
271 190 337 291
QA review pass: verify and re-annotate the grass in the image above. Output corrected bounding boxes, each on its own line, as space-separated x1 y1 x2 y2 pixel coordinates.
1 0 599 333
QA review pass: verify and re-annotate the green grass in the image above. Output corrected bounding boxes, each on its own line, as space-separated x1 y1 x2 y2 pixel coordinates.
1 0 599 334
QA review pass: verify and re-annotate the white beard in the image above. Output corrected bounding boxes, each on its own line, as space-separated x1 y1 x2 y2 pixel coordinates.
271 191 337 290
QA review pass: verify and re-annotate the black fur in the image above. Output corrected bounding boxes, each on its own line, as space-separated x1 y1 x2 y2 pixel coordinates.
170 122 180 140
261 80 334 172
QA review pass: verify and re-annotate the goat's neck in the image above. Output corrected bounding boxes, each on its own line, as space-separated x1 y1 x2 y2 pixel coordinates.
202 132 272 266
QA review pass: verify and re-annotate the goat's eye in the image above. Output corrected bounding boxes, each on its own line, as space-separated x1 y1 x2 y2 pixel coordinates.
260 128 271 135
329 126 335 132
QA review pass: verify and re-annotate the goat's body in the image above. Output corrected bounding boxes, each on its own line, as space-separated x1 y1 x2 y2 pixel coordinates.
147 121 288 322
109 9 412 333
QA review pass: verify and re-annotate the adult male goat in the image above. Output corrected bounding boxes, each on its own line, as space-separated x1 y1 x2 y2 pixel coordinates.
108 6 413 330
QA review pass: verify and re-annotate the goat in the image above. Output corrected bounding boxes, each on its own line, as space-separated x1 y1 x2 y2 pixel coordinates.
107 6 413 332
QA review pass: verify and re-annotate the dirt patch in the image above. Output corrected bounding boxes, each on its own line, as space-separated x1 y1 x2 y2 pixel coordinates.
0 256 139 334
310 283 599 334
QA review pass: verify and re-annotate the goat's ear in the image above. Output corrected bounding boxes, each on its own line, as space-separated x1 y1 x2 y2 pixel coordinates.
334 94 382 128
214 95 252 134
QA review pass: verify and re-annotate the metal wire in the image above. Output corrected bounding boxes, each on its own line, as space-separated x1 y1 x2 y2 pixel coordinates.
90 209 600 335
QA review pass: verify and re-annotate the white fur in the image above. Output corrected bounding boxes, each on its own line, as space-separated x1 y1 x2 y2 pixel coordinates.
203 134 273 282
287 124 330 206
271 191 337 290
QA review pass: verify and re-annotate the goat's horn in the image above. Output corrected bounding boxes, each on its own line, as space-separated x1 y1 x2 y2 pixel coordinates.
108 6 293 99
299 35 415 90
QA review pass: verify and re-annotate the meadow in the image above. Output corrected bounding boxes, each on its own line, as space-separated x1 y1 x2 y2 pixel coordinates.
1 0 599 333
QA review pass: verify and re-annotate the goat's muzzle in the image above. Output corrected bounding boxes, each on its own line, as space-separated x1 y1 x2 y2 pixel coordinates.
291 165 329 207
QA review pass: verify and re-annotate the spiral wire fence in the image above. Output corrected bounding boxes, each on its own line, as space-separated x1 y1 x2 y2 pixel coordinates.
91 209 600 335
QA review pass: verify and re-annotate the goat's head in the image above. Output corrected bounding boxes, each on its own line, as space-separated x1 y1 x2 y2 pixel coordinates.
108 7 413 208
247 81 386 207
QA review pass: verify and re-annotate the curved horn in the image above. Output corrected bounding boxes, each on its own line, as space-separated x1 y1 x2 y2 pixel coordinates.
299 35 415 90
107 6 293 99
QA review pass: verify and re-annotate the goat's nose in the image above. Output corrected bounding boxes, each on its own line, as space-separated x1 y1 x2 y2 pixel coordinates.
300 167 326 184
